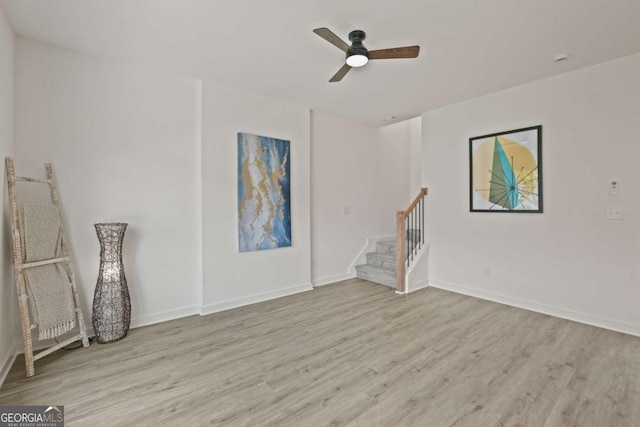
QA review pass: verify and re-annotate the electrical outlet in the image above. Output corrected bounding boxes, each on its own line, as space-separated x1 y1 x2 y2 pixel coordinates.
605 206 624 220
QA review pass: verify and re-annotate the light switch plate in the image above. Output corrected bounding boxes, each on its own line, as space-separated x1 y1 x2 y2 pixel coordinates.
610 180 619 195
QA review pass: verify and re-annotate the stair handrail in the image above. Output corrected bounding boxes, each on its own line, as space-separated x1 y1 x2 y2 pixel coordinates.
396 187 428 293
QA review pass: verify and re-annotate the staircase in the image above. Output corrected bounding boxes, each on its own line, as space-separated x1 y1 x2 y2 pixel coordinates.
355 229 423 288
355 188 428 292
355 239 397 288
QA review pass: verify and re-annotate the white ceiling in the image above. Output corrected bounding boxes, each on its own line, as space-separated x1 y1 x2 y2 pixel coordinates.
2 0 640 126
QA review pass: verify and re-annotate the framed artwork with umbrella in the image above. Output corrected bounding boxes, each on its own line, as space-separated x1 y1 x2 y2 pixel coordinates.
469 125 542 213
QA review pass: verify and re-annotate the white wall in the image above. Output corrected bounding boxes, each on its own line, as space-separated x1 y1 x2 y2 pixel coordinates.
201 82 311 312
0 3 15 382
409 117 422 197
311 112 412 285
423 53 640 335
15 38 202 328
378 120 412 208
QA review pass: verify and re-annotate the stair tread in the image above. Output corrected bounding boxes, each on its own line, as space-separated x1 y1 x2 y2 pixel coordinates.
356 264 396 274
366 252 395 259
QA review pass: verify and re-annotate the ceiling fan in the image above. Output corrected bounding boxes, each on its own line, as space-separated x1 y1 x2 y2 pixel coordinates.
313 27 420 82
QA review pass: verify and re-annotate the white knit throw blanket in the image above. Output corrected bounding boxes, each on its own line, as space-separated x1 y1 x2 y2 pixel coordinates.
19 204 76 340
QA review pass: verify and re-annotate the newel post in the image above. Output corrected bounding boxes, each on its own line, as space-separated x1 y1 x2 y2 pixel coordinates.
396 210 406 293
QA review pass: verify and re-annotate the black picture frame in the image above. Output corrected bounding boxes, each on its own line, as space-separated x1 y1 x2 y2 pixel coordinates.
469 125 542 213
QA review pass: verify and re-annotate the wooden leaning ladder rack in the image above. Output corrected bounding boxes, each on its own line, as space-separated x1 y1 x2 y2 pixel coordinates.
5 157 89 377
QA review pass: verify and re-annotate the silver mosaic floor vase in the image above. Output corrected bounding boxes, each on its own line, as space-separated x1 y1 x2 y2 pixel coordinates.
92 223 131 344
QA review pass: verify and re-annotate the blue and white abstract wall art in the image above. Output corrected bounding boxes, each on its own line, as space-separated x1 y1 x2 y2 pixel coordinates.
237 132 291 252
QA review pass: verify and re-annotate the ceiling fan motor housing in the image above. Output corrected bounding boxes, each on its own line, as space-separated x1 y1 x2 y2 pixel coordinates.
347 30 369 63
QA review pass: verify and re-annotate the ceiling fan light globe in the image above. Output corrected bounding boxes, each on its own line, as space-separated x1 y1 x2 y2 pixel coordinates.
346 54 368 67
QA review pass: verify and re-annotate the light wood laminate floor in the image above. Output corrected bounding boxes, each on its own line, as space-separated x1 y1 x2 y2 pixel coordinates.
1 279 640 426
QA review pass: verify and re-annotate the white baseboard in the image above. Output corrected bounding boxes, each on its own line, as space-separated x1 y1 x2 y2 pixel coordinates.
0 343 17 388
130 306 200 329
200 283 313 316
312 272 355 287
430 280 640 338
408 280 429 293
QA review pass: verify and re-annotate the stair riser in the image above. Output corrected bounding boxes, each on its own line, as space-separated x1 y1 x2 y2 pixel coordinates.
366 254 396 270
355 267 396 288
376 241 396 254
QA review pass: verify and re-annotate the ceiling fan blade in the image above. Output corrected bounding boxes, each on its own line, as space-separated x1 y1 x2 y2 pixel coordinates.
368 46 420 60
313 27 351 53
329 64 352 82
